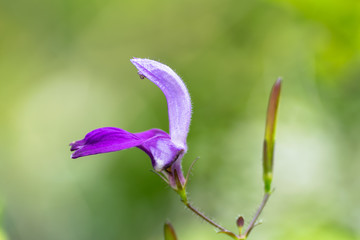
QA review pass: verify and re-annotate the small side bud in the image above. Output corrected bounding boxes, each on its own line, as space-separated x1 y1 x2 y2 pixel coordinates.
236 216 245 228
236 216 245 235
263 78 282 193
164 221 178 240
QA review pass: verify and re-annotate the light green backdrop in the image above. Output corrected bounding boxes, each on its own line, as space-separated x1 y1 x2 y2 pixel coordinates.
0 0 359 239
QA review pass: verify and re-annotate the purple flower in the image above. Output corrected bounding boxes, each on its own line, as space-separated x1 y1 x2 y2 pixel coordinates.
70 58 192 187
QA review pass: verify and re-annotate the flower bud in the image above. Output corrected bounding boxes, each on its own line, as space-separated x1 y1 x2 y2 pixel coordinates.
164 221 178 240
236 216 245 234
263 78 282 193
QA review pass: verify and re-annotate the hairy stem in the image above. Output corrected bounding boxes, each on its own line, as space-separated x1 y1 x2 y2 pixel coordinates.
242 193 271 238
184 202 238 239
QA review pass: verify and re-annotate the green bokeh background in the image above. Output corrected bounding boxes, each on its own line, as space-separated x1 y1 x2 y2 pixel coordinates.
0 0 359 239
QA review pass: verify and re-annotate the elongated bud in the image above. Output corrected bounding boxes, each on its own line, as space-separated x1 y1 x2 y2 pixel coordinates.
263 78 282 193
164 221 178 240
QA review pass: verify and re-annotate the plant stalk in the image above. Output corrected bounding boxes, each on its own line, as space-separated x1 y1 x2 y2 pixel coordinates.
241 193 271 238
184 202 239 239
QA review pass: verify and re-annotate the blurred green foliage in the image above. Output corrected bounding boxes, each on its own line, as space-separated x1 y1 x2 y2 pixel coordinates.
0 0 359 239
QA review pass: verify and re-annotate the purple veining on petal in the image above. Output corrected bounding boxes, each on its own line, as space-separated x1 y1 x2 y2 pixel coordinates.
130 58 192 151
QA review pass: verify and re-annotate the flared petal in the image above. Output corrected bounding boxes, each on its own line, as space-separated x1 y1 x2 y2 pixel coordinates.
130 58 192 150
70 127 144 159
70 127 184 171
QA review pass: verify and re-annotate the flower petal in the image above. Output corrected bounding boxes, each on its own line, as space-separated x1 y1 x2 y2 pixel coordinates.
70 127 183 171
135 128 170 140
138 136 184 172
70 127 143 159
130 58 192 150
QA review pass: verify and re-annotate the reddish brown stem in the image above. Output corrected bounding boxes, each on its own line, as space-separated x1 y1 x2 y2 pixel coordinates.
242 193 271 238
184 202 238 239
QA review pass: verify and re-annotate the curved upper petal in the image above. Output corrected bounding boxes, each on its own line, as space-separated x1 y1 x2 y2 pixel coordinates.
130 58 192 150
